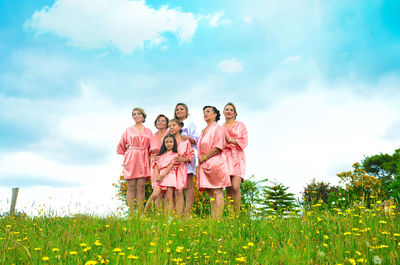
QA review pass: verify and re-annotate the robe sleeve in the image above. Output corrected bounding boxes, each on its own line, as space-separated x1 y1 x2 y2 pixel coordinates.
185 141 194 161
235 122 248 151
213 125 226 151
116 129 127 155
187 120 199 143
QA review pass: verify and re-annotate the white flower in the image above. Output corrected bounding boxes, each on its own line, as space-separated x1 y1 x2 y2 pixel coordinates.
373 255 382 264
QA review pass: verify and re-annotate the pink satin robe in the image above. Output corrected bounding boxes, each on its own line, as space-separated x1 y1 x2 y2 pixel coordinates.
197 122 231 190
176 139 194 190
223 121 248 178
154 151 178 192
116 126 152 180
149 130 169 188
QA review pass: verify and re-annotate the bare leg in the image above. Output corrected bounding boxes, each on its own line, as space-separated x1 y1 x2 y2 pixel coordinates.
165 188 175 213
175 189 184 216
230 176 242 214
206 189 217 219
126 179 137 214
215 188 224 219
144 195 153 213
184 173 195 215
151 187 163 210
136 178 147 214
226 186 234 215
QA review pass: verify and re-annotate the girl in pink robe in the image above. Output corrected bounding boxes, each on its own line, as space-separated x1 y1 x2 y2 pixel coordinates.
197 106 230 219
168 119 194 215
223 102 248 214
151 134 179 212
116 107 152 213
144 114 169 213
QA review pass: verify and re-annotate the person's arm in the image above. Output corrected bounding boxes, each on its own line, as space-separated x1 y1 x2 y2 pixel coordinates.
116 130 127 155
158 162 175 182
198 147 221 163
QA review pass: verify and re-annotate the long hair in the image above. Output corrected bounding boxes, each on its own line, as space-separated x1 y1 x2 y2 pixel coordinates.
224 102 238 120
174 103 189 119
157 134 178 155
169 119 184 134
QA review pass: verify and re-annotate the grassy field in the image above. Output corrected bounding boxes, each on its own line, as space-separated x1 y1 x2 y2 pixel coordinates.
1 203 399 265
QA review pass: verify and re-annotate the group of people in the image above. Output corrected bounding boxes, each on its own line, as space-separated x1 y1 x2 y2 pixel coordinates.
116 103 248 218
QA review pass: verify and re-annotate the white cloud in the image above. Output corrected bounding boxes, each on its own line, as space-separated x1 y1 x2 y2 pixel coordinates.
25 0 199 54
242 15 252 24
208 11 232 27
218 58 243 74
285 55 302 63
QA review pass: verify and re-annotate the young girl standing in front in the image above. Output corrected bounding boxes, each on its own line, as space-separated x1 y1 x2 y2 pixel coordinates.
151 134 179 213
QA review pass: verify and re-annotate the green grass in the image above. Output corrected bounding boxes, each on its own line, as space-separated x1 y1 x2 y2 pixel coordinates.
1 204 399 264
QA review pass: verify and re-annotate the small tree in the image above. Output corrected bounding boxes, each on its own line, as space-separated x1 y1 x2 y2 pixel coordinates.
301 179 338 209
257 181 298 216
240 175 268 211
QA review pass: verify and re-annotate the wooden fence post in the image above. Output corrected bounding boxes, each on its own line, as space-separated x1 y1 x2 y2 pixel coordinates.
10 188 19 215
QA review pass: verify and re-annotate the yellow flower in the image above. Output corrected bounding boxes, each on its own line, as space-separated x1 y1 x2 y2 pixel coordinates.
242 246 248 249
379 220 387 224
343 232 352 236
235 257 246 263
83 247 91 252
34 248 41 251
349 258 356 265
85 261 98 265
52 248 59 252
80 243 88 247
356 258 365 263
247 242 254 247
323 235 329 240
149 242 157 247
69 251 78 255
94 241 102 246
113 248 122 252
118 252 125 256
176 246 184 253
323 243 328 247
41 257 49 261
127 255 138 259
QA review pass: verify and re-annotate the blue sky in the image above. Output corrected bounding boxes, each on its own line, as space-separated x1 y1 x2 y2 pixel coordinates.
1 0 400 215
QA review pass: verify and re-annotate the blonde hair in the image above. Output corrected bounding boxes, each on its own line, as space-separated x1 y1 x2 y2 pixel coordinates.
132 107 147 122
174 103 189 120
224 102 238 120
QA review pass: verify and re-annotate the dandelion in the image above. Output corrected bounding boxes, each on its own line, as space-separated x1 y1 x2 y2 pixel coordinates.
323 235 329 240
349 258 356 265
343 232 352 236
247 242 254 247
113 248 122 252
373 256 382 264
83 247 91 252
128 255 138 259
235 257 246 263
34 247 41 251
176 246 184 253
85 261 98 265
94 240 102 246
356 258 365 263
149 242 157 246
378 220 387 224
242 246 248 249
80 243 88 247
42 257 49 261
52 248 59 252
69 251 78 255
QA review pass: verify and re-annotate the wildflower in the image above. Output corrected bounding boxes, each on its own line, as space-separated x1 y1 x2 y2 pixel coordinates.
343 232 352 236
85 261 98 265
113 248 122 252
323 235 329 240
80 243 88 247
378 220 387 224
149 242 157 246
242 246 248 249
127 255 138 260
357 258 365 263
83 247 91 252
235 257 246 263
69 251 78 255
176 246 184 253
42 257 49 261
373 256 382 264
34 248 41 251
247 242 254 247
52 248 59 252
349 258 356 265
94 241 102 246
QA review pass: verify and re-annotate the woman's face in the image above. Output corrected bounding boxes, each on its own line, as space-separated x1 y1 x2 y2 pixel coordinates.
203 107 216 122
132 110 144 123
223 105 236 119
164 137 175 151
156 117 167 130
168 121 181 135
175 105 187 120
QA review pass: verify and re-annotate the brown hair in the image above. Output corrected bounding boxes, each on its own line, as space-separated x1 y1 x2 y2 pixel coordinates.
174 103 189 120
154 114 169 129
224 102 237 120
132 107 147 122
169 119 184 134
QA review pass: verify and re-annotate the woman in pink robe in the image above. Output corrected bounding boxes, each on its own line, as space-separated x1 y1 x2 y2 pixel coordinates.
222 102 248 213
144 114 169 213
152 134 179 212
116 107 152 214
197 106 231 219
168 119 194 216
